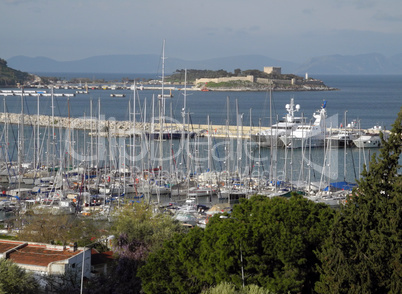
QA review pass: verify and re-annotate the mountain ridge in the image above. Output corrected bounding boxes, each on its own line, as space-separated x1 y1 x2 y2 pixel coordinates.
7 53 402 75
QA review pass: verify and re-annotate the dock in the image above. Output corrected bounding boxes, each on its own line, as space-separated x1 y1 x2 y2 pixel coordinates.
0 113 254 139
0 113 387 140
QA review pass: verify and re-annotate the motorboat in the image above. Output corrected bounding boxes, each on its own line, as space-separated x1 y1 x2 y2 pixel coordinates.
353 125 386 148
280 101 328 149
326 120 361 147
353 134 382 148
327 130 361 147
251 98 305 147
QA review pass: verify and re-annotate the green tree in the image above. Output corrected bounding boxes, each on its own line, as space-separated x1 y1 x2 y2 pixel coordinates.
111 202 186 257
16 214 106 246
0 259 39 294
202 281 274 294
140 195 335 294
200 195 335 293
316 107 402 294
140 228 206 294
89 202 186 293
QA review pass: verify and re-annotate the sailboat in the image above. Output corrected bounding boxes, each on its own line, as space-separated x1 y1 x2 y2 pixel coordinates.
145 45 196 140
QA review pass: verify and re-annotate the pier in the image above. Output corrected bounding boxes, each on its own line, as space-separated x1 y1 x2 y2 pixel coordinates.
0 112 254 139
0 112 386 140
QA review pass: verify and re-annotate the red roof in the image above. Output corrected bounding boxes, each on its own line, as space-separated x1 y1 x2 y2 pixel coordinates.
0 241 24 254
0 240 83 267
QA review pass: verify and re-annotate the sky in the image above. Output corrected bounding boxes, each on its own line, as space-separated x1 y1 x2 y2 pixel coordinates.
1 0 402 63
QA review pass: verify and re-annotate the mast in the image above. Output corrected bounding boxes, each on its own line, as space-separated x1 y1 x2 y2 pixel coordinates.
268 87 275 188
207 115 212 172
344 110 348 182
90 99 93 168
181 69 187 175
18 88 24 191
226 96 230 173
36 94 40 171
132 81 136 172
51 87 55 170
19 87 24 168
236 99 241 175
158 39 166 172
3 98 8 167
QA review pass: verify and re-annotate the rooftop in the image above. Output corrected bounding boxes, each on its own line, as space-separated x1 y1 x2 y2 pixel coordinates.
0 240 83 267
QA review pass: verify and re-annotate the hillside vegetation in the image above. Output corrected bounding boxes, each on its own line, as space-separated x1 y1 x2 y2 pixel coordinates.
166 68 299 83
167 68 333 91
0 58 34 87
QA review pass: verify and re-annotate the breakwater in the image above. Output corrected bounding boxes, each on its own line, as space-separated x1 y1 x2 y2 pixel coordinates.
0 113 386 140
0 113 255 138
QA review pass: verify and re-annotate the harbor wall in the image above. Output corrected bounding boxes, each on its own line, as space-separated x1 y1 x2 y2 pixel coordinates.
0 113 255 138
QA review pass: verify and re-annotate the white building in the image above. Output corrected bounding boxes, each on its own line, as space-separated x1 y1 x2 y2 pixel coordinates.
263 67 282 75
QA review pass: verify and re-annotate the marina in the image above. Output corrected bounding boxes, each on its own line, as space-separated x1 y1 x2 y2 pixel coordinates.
0 74 400 226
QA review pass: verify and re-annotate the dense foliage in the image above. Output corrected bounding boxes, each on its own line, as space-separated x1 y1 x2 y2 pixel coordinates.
16 214 107 246
139 195 335 293
201 281 274 294
86 202 187 293
316 107 402 293
0 259 38 294
0 58 33 86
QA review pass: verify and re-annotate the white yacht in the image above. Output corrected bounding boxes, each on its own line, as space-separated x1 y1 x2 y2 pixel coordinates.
353 125 386 148
353 135 382 148
251 98 305 147
280 101 328 149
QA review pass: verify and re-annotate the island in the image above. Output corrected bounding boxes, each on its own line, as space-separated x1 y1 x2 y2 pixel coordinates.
166 67 337 91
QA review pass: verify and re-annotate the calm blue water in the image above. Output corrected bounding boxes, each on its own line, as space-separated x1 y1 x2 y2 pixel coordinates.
5 75 401 130
1 75 401 184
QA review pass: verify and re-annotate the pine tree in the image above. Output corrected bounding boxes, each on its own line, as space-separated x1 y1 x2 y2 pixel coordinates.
316 107 402 293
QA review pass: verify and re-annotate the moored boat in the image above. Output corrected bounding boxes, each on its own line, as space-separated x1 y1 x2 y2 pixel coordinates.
251 98 305 147
280 101 328 149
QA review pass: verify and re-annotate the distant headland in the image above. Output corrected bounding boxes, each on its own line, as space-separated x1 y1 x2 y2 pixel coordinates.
1 58 336 91
166 67 337 91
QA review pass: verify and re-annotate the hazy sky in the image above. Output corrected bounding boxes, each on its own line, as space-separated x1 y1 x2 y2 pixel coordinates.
2 0 402 63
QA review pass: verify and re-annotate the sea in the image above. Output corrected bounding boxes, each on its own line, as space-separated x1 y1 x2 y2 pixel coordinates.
6 73 401 129
1 74 402 195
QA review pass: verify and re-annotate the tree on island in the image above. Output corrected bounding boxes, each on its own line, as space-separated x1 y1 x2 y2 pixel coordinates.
315 107 402 293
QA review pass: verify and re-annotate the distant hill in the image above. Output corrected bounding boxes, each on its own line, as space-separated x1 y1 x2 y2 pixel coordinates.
0 58 35 86
7 55 298 75
6 53 402 76
295 53 402 74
